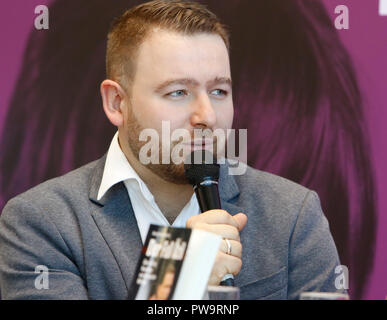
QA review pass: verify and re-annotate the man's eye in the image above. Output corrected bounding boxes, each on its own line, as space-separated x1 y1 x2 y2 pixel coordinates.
167 90 187 98
211 89 228 96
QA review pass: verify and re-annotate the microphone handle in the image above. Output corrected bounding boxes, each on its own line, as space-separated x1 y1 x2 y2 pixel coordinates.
194 182 235 287
194 182 221 213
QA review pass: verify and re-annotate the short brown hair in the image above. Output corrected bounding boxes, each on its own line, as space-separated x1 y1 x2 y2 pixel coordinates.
106 0 230 90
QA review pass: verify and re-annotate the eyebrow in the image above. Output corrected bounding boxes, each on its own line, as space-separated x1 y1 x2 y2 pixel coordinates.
154 77 232 93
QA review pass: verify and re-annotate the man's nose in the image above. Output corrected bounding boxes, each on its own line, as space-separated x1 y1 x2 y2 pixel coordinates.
190 93 217 128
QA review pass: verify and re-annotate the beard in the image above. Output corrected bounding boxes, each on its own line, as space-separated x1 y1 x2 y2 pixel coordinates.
125 109 221 185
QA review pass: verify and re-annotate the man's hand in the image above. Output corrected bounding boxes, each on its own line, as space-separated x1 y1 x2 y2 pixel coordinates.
186 210 248 285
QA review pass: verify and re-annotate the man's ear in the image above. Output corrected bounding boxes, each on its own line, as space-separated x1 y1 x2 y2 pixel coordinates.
100 79 127 127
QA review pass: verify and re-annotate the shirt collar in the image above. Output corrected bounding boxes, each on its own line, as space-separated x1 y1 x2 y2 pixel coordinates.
97 132 144 201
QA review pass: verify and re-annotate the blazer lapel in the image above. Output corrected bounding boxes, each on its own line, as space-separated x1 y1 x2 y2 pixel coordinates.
219 161 260 288
88 156 143 295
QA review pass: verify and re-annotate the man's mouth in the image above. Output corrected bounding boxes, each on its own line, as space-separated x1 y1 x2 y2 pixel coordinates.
182 140 214 152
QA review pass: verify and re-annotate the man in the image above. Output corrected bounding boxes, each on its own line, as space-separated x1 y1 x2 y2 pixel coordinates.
0 0 343 299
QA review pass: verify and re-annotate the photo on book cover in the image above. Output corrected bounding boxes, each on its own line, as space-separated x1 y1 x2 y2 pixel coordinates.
131 225 191 300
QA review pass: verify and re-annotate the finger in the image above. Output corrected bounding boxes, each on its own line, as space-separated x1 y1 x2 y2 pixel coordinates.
193 223 240 241
220 239 242 258
208 253 243 285
217 252 243 277
233 213 248 231
187 210 240 229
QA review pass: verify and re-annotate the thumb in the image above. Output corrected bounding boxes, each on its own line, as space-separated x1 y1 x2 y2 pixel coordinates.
233 213 248 231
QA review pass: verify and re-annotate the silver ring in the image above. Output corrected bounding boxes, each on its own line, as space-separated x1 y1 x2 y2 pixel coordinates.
225 238 232 255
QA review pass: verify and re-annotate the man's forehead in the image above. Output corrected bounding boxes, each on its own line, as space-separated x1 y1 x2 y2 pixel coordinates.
137 28 229 63
134 28 231 85
145 27 223 46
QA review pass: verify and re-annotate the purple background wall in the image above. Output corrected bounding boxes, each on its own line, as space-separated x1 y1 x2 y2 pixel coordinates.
0 0 385 299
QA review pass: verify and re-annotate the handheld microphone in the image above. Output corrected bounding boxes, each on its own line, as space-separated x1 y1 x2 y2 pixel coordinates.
184 150 235 287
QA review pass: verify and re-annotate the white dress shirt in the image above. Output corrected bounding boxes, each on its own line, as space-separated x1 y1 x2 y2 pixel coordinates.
97 132 200 244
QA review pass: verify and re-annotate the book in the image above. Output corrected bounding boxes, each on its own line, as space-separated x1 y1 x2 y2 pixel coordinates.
131 224 221 300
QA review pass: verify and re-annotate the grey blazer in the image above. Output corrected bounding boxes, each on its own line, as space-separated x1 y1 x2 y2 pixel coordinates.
0 155 342 300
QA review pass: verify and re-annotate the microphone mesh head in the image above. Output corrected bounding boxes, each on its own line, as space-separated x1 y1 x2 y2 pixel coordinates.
184 150 220 185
